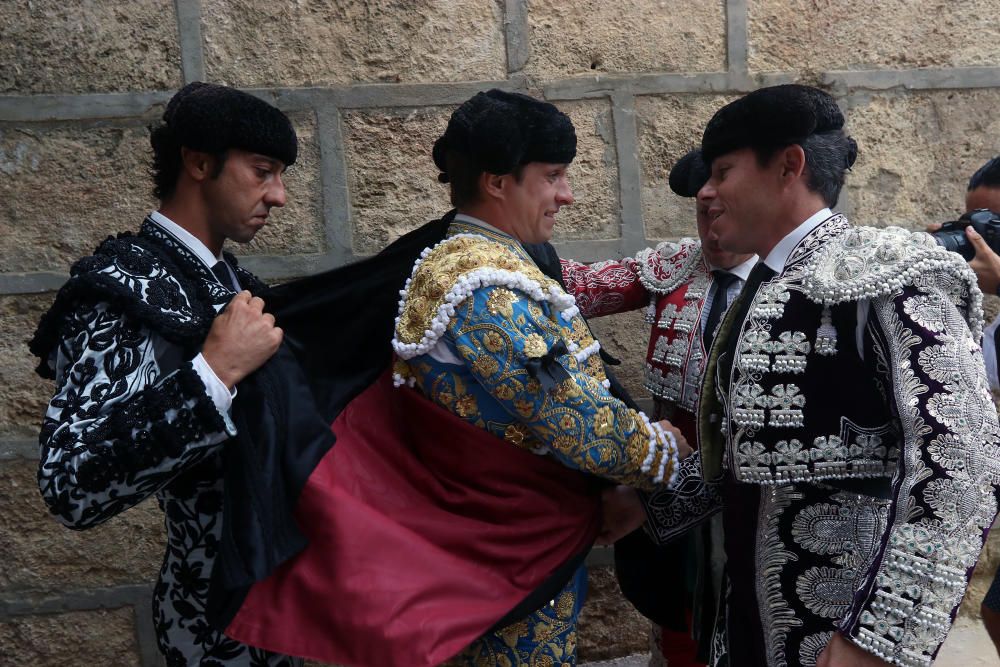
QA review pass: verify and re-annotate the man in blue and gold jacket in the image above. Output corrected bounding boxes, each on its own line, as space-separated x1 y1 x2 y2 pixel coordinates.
392 89 689 666
222 90 691 667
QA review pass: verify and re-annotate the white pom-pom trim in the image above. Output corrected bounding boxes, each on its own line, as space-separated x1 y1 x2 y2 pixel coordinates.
391 234 580 360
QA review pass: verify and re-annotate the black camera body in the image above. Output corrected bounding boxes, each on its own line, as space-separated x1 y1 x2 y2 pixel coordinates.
932 209 1000 261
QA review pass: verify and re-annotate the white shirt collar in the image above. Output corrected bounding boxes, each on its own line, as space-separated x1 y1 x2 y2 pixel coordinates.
762 207 833 273
709 254 758 282
453 212 516 240
148 210 223 270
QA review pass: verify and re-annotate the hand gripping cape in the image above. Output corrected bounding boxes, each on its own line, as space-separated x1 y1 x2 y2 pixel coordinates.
208 212 601 667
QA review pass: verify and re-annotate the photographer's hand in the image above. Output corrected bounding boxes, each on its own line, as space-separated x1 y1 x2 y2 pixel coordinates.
965 226 1000 295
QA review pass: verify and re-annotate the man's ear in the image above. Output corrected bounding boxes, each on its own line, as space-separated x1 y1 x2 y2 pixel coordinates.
779 144 807 184
480 171 507 201
180 147 215 183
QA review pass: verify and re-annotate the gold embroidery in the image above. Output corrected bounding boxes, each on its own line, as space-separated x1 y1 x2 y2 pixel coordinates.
504 423 530 446
496 383 516 400
550 378 581 402
524 333 548 358
483 330 505 353
455 394 478 418
487 288 518 318
499 620 529 648
594 406 614 436
395 235 558 346
558 414 577 431
514 398 536 418
555 592 575 620
471 355 499 377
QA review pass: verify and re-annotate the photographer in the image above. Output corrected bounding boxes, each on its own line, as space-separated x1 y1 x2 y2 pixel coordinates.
930 155 1000 657
929 157 1000 393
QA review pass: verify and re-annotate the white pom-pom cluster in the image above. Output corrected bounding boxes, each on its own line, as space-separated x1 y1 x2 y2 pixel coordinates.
391 372 416 388
636 411 678 485
574 340 601 364
391 235 579 360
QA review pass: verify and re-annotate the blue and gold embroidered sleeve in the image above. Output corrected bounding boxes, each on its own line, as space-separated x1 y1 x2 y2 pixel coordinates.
445 284 675 492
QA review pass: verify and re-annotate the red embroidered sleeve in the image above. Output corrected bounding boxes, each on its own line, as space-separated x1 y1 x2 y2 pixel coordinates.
560 257 649 318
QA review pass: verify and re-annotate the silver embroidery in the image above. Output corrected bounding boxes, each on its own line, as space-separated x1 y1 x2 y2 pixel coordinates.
815 306 837 356
740 330 772 373
798 631 834 667
732 383 767 429
850 290 1000 665
792 493 890 620
753 282 791 320
770 331 811 374
756 485 804 667
766 384 805 428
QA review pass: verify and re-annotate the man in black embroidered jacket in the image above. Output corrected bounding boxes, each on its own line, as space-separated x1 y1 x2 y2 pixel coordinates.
683 84 1000 667
31 82 301 666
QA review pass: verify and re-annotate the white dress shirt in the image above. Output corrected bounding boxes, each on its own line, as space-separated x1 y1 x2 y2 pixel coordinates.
700 255 758 335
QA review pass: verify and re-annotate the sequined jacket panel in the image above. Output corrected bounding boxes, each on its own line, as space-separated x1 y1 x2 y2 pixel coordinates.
36 219 299 667
700 214 1000 667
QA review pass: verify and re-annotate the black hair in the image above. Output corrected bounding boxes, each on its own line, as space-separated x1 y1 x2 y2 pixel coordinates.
750 131 856 207
149 126 228 201
442 150 524 208
968 156 1000 191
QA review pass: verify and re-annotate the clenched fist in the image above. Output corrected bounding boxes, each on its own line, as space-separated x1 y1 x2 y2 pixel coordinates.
202 291 283 389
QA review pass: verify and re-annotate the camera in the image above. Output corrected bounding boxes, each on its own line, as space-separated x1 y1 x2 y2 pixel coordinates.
932 209 1000 261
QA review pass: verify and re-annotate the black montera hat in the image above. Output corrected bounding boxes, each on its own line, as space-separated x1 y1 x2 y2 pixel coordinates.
154 82 298 166
668 149 709 198
701 84 855 168
432 89 576 182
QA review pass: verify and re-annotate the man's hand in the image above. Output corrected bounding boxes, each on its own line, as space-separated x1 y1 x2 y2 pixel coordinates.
202 291 283 389
596 485 646 545
926 222 1000 294
816 632 891 667
658 420 694 460
965 226 1000 295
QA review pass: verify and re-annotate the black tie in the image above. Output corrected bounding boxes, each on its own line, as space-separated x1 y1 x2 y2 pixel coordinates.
211 260 235 292
703 270 739 351
718 262 777 392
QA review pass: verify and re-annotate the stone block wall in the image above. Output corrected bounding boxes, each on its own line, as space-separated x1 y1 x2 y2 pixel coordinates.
3 0 1000 664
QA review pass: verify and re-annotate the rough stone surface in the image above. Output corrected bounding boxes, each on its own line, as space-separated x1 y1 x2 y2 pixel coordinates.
0 0 182 95
232 111 326 257
577 566 650 661
0 113 322 274
0 295 53 429
635 94 735 240
556 99 620 241
525 0 726 79
935 615 1000 667
0 123 158 274
748 0 1000 74
845 90 1000 230
961 517 1000 620
343 106 454 254
0 459 164 594
202 0 506 87
343 99 619 254
589 309 652 402
0 608 140 666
